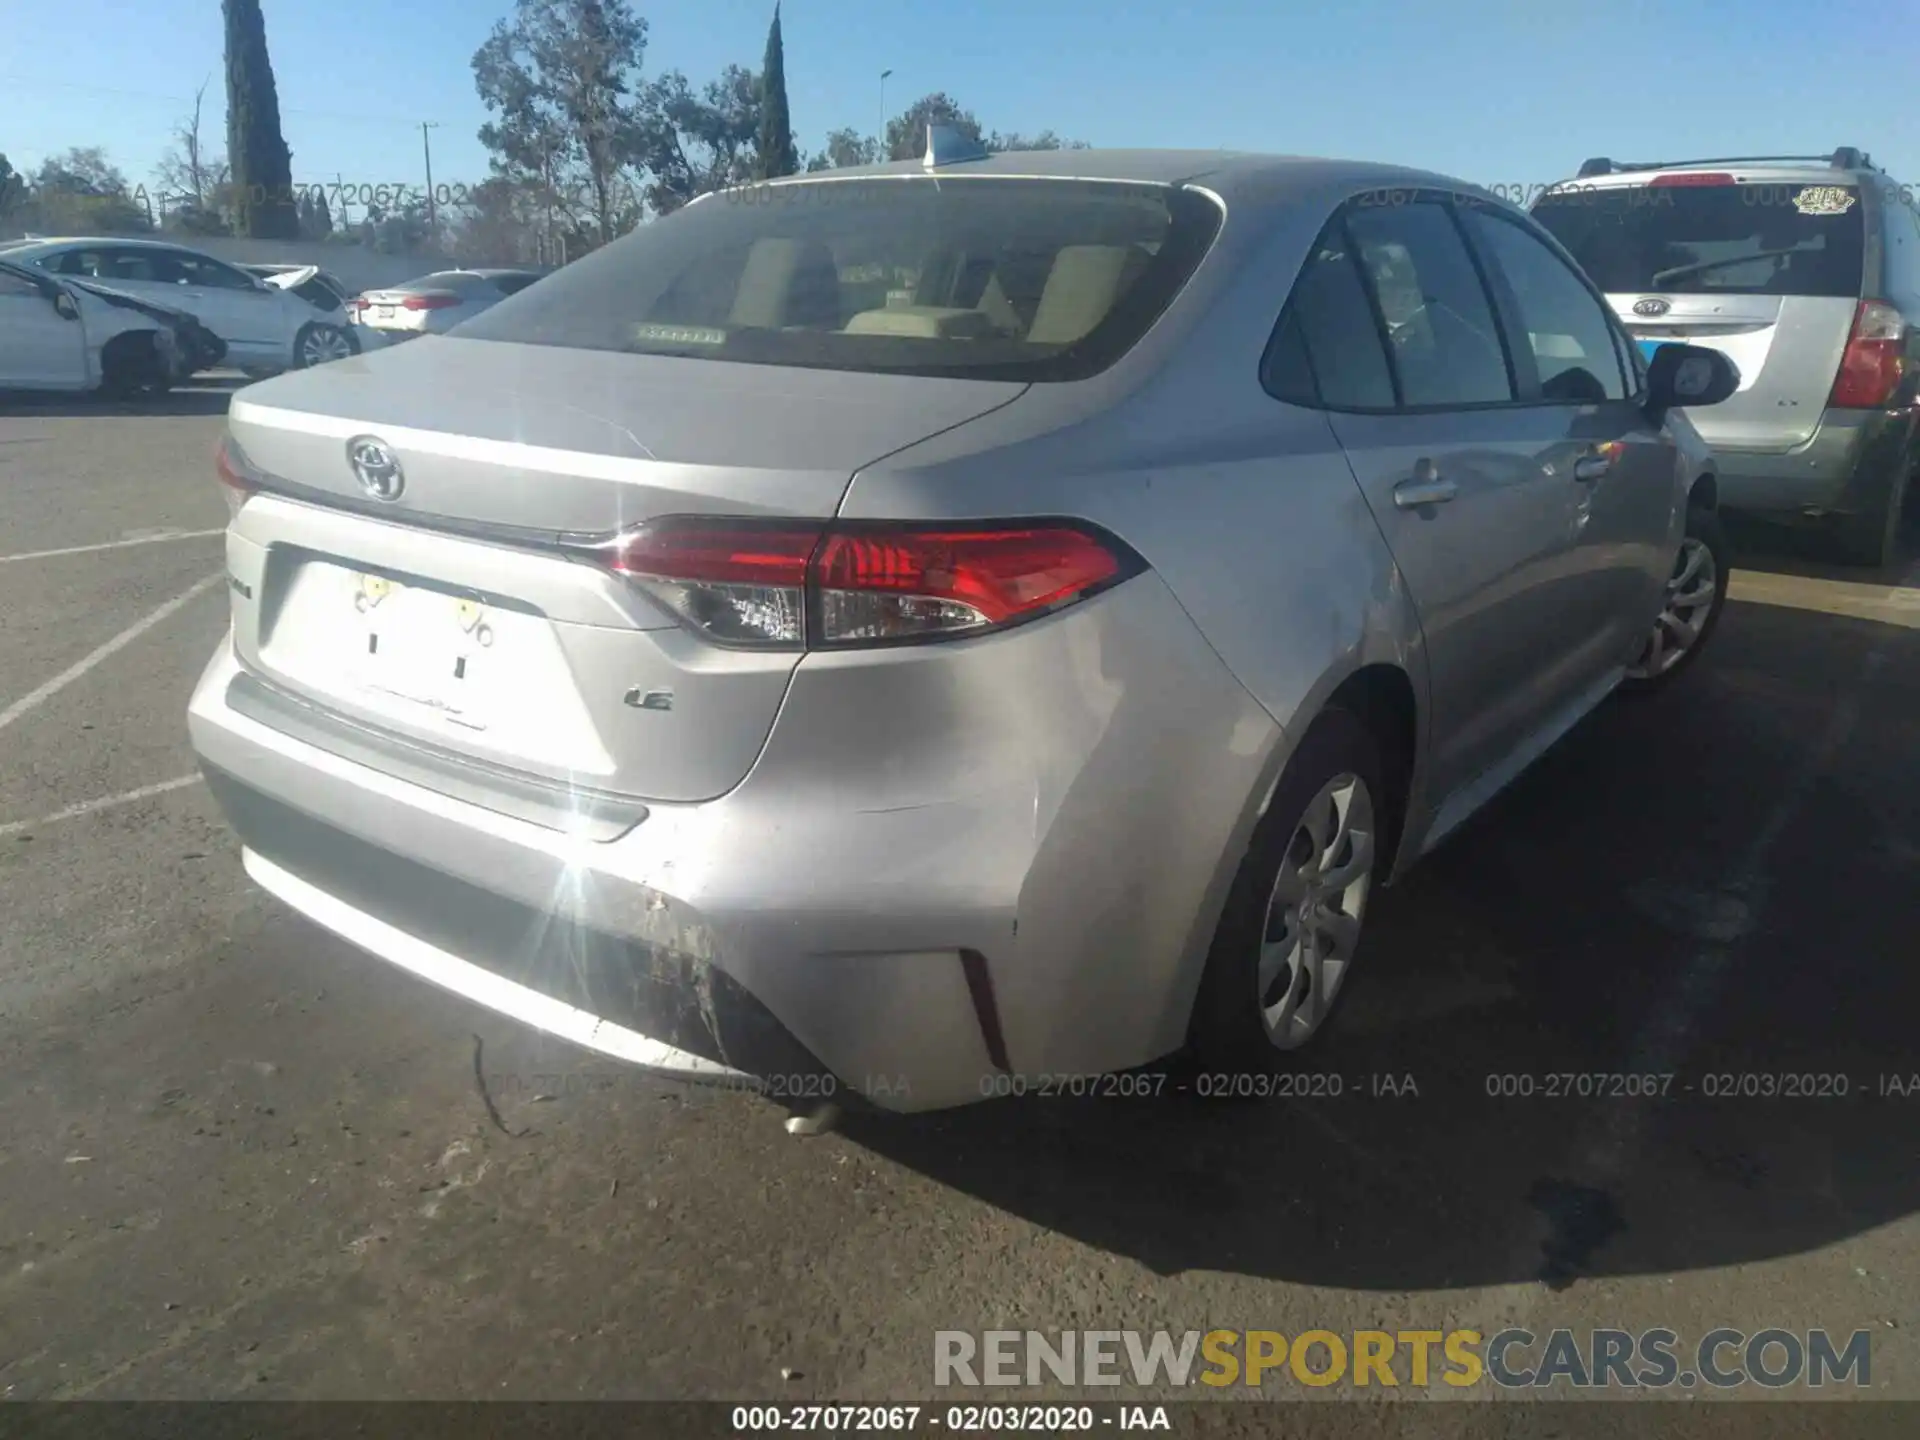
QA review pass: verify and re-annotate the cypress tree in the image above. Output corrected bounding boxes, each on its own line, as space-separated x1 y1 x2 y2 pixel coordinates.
756 3 799 180
223 0 299 239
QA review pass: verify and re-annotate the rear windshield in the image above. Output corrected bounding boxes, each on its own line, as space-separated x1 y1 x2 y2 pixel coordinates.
413 272 494 294
454 178 1223 381
294 277 344 310
1531 182 1864 298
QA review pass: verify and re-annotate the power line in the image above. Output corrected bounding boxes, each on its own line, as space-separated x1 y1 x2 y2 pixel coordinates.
0 74 432 129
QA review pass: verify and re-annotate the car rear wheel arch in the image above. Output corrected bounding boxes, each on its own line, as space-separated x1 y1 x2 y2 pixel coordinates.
1186 700 1394 1072
1321 664 1418 879
98 331 169 397
1688 470 1718 512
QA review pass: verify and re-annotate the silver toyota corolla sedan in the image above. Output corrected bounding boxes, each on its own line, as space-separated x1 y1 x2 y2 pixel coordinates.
188 142 1741 1113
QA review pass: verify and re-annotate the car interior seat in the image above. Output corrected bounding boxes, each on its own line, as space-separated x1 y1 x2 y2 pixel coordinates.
728 237 844 330
1025 244 1151 346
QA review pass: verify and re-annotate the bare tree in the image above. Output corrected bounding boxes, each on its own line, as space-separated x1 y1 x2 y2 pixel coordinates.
155 78 233 231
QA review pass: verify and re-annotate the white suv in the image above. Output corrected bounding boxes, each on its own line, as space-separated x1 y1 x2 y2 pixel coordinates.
1 237 355 376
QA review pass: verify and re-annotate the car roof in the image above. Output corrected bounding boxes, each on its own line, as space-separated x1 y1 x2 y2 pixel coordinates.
1547 162 1882 192
6 236 198 250
1546 153 1904 192
728 149 1514 216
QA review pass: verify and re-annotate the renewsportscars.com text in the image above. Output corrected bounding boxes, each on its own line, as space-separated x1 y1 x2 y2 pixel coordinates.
934 1328 1872 1390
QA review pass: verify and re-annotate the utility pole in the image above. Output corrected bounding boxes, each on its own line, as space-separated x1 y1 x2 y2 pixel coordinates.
879 69 892 160
420 121 441 241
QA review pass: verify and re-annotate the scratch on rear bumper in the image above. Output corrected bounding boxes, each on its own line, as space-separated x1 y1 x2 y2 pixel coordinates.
243 847 751 1081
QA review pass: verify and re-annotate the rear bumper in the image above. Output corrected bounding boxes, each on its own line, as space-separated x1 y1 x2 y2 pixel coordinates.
187 573 1283 1113
1704 407 1917 524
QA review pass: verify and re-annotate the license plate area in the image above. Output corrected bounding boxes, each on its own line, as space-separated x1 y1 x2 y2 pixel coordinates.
253 553 616 776
351 572 496 730
375 305 396 320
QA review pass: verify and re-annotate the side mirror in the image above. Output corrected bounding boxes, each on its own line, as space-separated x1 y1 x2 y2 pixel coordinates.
52 290 80 321
1645 342 1740 421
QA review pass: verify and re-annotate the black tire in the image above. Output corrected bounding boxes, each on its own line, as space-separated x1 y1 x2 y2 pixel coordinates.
1617 503 1731 698
1835 467 1910 572
1188 706 1386 1079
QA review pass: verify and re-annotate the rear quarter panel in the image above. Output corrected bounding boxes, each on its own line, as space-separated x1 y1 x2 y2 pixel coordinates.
838 175 1432 874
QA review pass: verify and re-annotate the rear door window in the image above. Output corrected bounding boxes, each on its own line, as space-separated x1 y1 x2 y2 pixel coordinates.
1262 227 1397 409
1531 182 1865 298
1343 201 1515 407
103 248 171 284
169 253 259 290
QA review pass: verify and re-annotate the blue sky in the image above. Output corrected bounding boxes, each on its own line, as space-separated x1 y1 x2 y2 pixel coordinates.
2 0 1912 210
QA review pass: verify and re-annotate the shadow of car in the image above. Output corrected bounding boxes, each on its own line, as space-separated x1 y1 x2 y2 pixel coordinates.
833 557 1919 1291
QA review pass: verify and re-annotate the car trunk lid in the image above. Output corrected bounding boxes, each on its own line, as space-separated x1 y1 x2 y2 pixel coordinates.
222 336 1026 808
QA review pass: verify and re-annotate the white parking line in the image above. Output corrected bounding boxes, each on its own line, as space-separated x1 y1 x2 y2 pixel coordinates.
0 529 225 566
0 775 204 839
0 572 224 735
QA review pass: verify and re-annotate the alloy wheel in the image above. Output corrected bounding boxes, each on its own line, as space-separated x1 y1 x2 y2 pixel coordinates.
1628 536 1717 680
1258 772 1375 1049
298 326 355 367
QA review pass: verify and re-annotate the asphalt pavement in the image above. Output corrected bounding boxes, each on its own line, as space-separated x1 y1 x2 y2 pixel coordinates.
1 381 1917 1409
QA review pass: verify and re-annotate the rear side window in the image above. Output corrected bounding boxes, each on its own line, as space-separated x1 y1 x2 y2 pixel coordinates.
455 178 1224 382
294 278 343 311
416 272 491 294
1531 182 1865 298
1344 201 1515 407
1263 230 1396 409
490 273 540 296
1462 208 1628 402
169 253 255 290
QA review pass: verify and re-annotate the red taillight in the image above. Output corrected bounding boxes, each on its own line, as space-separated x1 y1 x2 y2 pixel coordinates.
815 527 1125 640
346 296 367 316
610 521 820 646
214 434 258 518
1648 172 1737 187
401 293 461 311
1829 299 1908 409
600 518 1136 649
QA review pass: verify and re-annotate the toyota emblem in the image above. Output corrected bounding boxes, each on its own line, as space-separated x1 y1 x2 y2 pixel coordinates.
347 436 405 501
1632 297 1671 317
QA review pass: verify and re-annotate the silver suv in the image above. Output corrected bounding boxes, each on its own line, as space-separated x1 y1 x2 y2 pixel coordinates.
1530 148 1920 568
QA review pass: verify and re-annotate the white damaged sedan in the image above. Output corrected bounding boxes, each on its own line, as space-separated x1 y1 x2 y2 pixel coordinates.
0 257 186 396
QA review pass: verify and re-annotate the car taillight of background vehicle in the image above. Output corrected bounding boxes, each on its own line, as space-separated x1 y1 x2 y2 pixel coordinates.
1646 172 1738 188
401 294 462 311
346 297 367 318
214 434 258 520
1829 299 1909 409
598 518 1140 649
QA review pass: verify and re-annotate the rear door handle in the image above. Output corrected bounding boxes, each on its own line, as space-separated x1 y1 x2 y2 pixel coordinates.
1394 474 1458 508
1573 453 1612 483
